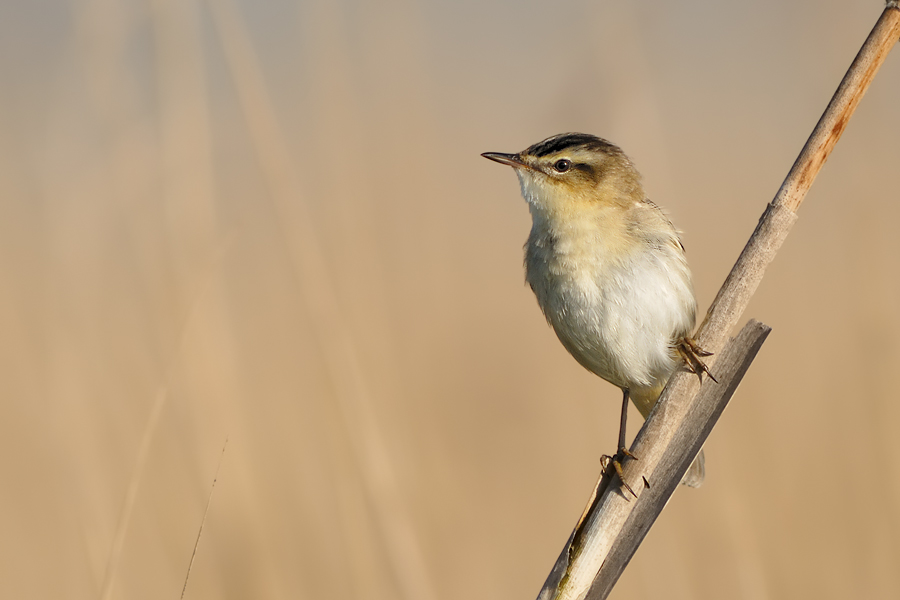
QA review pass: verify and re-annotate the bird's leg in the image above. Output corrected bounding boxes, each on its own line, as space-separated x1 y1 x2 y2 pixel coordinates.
675 336 718 383
617 388 632 456
602 389 637 498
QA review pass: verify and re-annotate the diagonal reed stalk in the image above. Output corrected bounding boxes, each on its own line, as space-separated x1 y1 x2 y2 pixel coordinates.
181 439 229 600
538 3 900 599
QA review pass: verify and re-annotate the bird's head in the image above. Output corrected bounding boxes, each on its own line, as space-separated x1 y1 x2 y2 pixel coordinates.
482 133 644 218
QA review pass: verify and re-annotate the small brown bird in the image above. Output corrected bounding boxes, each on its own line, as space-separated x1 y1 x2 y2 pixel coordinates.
483 133 711 493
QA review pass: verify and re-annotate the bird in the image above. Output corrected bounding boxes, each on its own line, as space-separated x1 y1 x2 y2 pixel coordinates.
482 132 713 495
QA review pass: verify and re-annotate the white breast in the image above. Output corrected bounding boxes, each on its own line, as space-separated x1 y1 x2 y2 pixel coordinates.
525 214 696 393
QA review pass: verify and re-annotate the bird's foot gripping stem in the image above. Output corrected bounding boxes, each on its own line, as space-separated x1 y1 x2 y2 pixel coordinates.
601 447 639 499
675 337 718 383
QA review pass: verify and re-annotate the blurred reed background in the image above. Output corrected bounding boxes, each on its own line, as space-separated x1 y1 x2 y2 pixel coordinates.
1 0 899 598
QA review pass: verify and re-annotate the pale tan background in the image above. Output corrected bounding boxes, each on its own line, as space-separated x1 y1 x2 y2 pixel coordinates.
2 0 900 598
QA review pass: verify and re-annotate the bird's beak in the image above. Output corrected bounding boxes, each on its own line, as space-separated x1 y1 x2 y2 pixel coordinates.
481 152 531 170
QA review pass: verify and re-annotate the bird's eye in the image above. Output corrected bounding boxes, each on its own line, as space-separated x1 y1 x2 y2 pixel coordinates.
553 159 571 173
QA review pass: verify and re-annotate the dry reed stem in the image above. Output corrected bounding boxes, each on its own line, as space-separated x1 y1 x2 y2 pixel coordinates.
205 2 439 600
697 2 900 354
538 4 900 600
181 439 229 600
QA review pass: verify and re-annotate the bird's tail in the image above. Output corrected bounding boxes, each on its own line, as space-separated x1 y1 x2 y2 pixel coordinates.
681 449 705 488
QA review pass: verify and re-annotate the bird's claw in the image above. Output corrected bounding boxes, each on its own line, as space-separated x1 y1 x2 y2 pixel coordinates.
601 448 639 499
676 337 718 383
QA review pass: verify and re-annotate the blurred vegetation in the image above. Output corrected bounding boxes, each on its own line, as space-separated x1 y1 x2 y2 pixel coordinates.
1 1 899 599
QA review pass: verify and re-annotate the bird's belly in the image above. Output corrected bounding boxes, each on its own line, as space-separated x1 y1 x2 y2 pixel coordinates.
534 258 693 392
